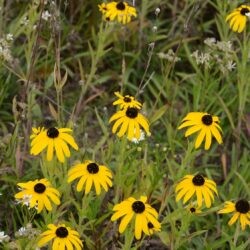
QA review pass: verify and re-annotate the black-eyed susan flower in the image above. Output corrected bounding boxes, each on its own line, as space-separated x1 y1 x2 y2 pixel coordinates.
113 92 142 110
147 222 161 236
226 5 250 33
218 199 250 230
99 1 137 24
187 205 202 214
30 127 78 163
178 112 222 150
175 174 218 208
37 224 83 250
67 160 112 195
111 196 161 240
109 107 150 140
14 179 60 213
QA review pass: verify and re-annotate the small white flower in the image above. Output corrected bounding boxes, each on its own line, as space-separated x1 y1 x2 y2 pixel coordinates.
158 49 181 62
191 50 210 65
129 130 145 144
16 227 27 237
245 12 250 17
0 231 8 243
42 10 51 21
204 37 216 47
16 194 32 206
21 16 29 26
152 26 158 32
6 33 13 41
155 7 161 15
226 60 236 71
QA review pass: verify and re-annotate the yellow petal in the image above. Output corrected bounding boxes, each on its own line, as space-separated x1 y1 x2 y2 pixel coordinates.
195 129 206 149
119 212 134 233
196 188 203 207
205 128 212 150
228 212 239 225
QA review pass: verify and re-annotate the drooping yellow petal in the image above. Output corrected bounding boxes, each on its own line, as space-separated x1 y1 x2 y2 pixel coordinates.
196 188 203 207
195 128 206 149
205 128 212 150
228 212 240 225
119 212 134 233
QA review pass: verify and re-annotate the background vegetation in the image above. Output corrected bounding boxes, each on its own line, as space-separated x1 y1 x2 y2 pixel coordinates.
0 0 249 249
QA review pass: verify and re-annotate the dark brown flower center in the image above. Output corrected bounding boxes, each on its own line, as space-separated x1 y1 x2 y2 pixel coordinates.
192 174 205 186
201 114 213 125
240 8 250 16
190 207 196 213
126 107 138 118
147 222 154 229
47 127 59 138
55 227 69 238
124 96 132 103
116 2 125 10
87 162 99 174
34 183 46 194
132 201 145 213
235 199 249 214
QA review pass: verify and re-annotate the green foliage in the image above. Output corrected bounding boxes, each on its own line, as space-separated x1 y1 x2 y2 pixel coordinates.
0 0 249 249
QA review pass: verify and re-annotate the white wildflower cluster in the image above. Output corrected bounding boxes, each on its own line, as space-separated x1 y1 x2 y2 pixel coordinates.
191 50 210 66
0 34 13 63
191 37 236 73
157 49 181 63
42 10 51 21
15 223 41 239
130 130 145 144
21 16 29 26
15 194 32 207
0 231 9 243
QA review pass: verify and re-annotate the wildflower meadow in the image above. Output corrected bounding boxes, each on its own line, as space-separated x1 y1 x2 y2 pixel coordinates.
0 0 250 249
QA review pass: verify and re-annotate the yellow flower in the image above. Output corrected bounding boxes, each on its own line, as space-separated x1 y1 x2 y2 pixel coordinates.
109 107 150 140
14 179 60 213
113 92 142 110
175 174 218 208
99 1 137 24
30 127 45 139
98 3 107 14
111 196 161 240
226 5 250 33
218 199 250 230
187 205 202 214
37 224 83 250
147 222 161 236
178 112 222 150
30 127 78 163
67 160 113 195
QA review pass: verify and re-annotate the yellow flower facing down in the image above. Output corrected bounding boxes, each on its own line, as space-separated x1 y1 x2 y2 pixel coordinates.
218 199 250 230
99 1 137 24
67 160 113 195
111 196 161 240
226 5 250 33
178 112 222 150
14 179 60 213
109 107 150 140
30 127 78 163
175 174 218 208
113 92 142 110
38 224 83 250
